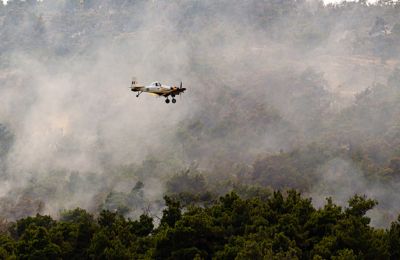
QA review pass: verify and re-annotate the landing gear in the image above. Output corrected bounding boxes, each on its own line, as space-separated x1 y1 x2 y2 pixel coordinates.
171 94 175 98
165 97 176 104
136 91 142 97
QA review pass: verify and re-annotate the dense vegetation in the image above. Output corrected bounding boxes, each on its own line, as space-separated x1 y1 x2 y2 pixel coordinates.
0 190 400 259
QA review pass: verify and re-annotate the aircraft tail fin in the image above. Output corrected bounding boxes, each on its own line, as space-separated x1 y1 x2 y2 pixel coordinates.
131 77 138 86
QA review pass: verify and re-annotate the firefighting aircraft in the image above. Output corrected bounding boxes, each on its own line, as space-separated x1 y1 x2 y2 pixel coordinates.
130 79 186 104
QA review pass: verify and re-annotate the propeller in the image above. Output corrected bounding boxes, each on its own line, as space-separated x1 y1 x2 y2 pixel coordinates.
179 81 184 100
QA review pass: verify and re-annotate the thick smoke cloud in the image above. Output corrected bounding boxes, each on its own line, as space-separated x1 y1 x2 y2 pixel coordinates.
309 158 400 228
0 0 399 226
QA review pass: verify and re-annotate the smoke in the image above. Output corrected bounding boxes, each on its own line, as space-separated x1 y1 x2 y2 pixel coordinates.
0 1 195 218
309 158 400 227
0 0 399 226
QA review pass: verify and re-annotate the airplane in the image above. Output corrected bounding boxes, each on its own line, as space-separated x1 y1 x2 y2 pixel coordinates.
130 79 186 104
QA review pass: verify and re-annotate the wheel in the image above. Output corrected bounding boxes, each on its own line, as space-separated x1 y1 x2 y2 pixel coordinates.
165 99 170 104
172 98 176 103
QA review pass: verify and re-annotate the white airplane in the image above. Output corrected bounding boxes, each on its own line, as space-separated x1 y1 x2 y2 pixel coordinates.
130 79 186 104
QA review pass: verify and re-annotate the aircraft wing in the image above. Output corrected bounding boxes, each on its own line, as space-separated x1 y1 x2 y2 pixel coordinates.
131 86 145 91
158 87 186 97
169 88 186 95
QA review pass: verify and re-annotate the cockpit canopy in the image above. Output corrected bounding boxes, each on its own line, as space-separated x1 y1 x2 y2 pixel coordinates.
151 82 161 87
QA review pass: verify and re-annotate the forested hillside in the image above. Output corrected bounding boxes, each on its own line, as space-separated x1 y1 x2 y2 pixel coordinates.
0 191 400 259
1 0 400 258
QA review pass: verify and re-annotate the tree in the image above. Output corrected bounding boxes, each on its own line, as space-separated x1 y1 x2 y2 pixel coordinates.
160 196 182 228
12 214 55 239
129 215 153 237
59 208 97 259
0 234 15 258
389 216 400 259
16 226 61 259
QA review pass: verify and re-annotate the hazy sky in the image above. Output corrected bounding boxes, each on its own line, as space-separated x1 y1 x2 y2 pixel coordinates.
323 0 379 3
0 0 382 5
